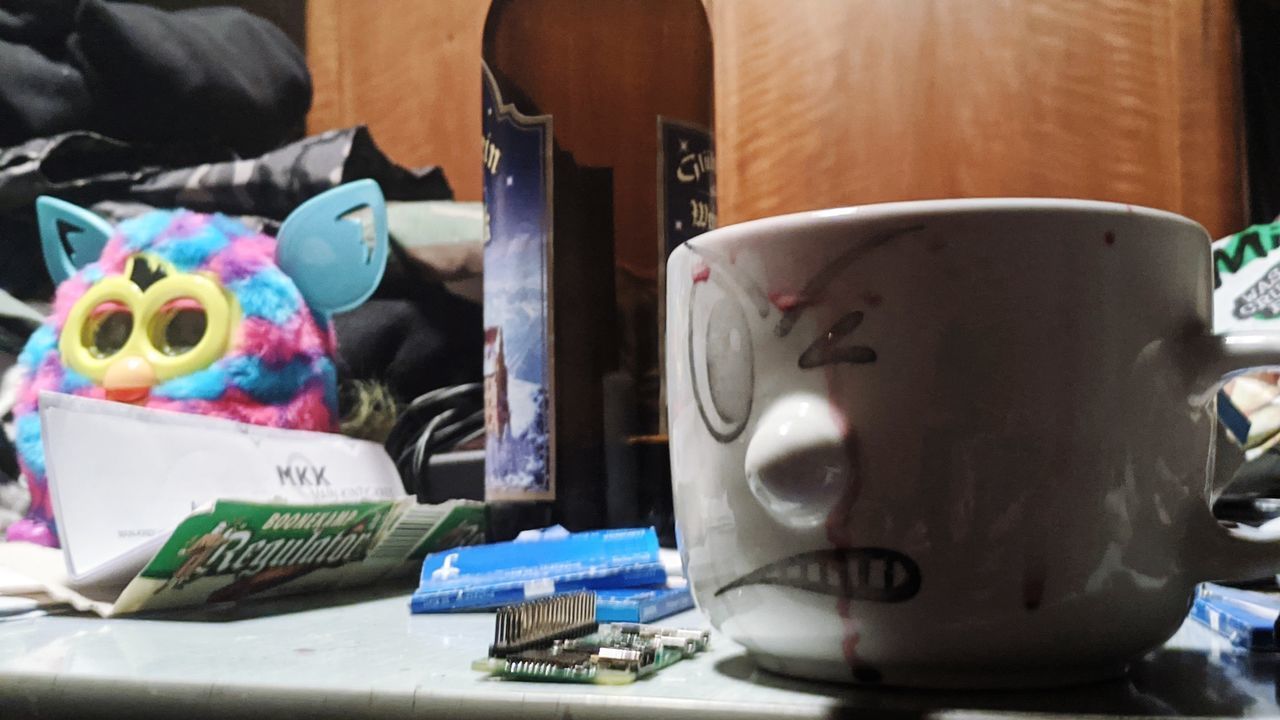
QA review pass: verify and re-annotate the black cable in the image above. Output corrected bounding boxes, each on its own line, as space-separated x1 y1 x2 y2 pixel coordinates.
412 408 486 479
385 383 480 456
385 382 484 502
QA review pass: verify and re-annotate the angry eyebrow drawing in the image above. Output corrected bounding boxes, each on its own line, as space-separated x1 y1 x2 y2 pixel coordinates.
770 223 923 338
685 224 922 333
799 311 877 369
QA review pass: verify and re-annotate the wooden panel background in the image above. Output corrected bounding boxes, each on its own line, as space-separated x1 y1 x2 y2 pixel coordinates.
307 0 1244 237
307 0 489 199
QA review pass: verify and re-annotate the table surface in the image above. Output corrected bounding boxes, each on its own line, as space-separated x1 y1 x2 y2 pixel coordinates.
1 587 1278 720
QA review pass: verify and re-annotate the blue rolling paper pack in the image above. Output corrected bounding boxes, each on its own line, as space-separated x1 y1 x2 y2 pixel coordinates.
412 527 667 613
1189 583 1280 651
595 586 695 623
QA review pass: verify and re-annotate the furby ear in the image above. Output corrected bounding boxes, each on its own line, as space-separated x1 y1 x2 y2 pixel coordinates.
36 196 113 285
276 180 389 315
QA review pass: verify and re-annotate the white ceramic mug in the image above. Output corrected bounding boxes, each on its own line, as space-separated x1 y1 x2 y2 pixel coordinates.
666 199 1280 688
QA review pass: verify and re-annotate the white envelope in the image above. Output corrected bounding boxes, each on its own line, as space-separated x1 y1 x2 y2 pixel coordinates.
39 392 409 581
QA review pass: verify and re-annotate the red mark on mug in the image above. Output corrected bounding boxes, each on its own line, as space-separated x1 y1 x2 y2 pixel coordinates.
837 616 882 683
818 393 883 680
824 438 860 547
840 613 860 663
692 263 711 283
768 292 808 312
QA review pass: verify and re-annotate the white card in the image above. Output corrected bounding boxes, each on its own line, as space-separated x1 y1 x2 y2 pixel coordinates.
38 392 409 580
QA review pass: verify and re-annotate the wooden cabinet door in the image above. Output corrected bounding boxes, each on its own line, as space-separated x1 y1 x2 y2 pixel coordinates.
308 0 1244 236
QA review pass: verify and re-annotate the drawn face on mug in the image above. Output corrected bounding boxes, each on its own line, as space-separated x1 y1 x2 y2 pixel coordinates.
677 225 925 608
667 199 1261 687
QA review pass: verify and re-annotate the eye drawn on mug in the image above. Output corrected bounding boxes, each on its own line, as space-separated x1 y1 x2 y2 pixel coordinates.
715 547 921 602
683 248 759 443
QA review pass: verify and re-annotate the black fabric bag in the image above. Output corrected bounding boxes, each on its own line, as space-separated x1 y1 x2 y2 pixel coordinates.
0 0 310 155
0 127 452 300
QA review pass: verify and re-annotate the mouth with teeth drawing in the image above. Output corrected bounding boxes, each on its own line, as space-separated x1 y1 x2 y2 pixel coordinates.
715 548 921 602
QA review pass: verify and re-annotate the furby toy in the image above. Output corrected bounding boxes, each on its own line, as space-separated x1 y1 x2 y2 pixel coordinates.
6 180 388 547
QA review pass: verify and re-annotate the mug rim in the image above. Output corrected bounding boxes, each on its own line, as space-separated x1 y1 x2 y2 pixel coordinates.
687 197 1208 248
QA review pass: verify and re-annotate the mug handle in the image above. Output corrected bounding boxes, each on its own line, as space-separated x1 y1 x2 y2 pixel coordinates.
1182 332 1280 582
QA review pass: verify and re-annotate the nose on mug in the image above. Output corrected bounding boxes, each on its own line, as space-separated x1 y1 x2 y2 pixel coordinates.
744 393 849 529
665 198 1280 688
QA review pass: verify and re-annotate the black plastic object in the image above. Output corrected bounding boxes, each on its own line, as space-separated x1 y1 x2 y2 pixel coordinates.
1242 0 1280 224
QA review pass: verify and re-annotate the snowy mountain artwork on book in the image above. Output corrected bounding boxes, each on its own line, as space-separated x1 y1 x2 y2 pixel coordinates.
482 63 555 503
